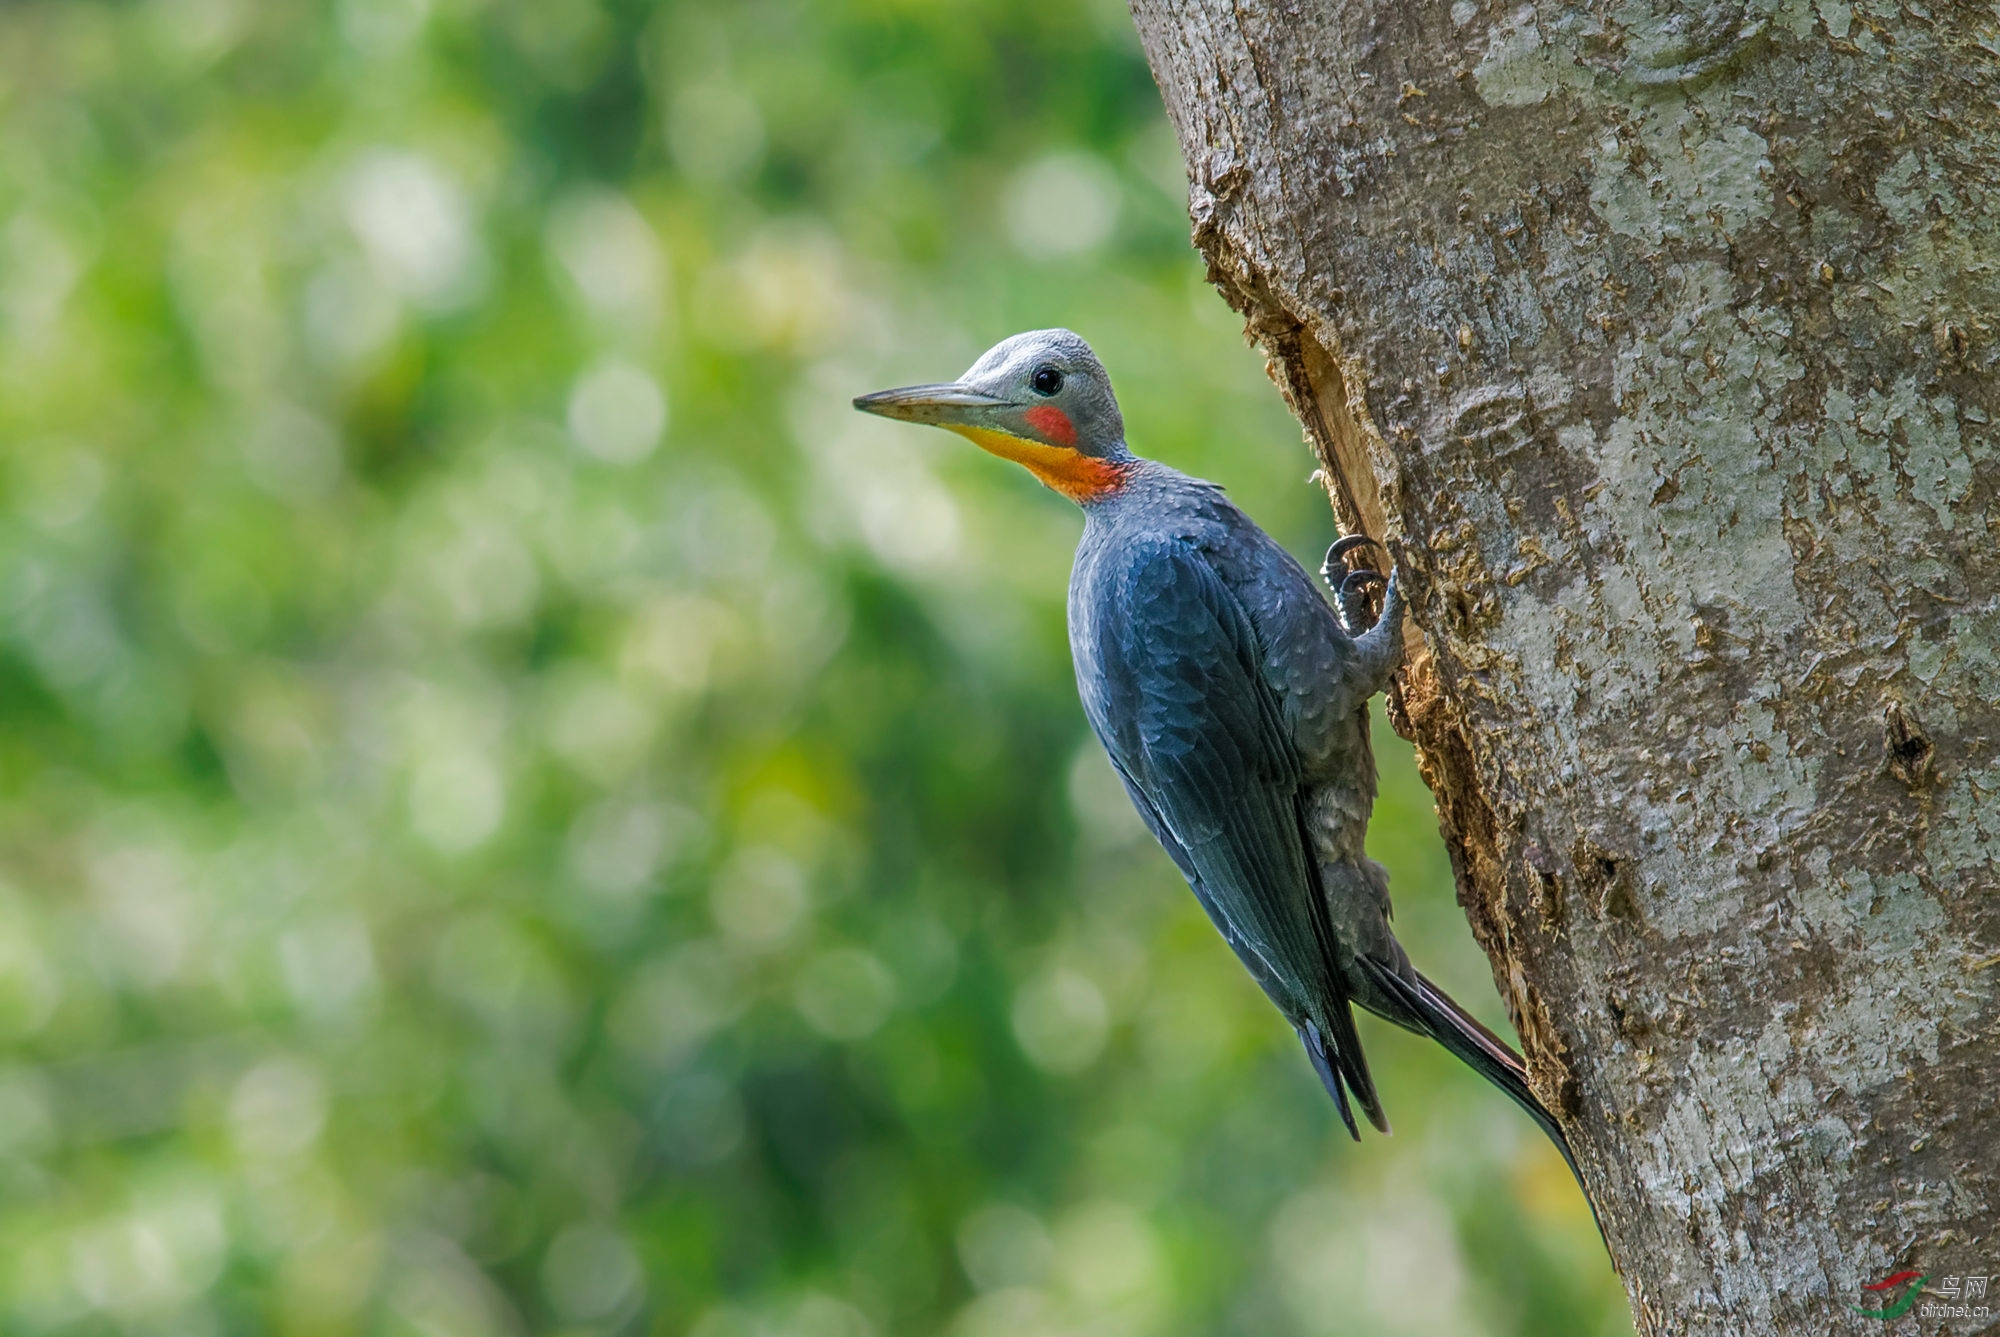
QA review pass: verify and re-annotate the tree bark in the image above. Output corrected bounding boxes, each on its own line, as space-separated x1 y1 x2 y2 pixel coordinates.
1128 1 1999 1331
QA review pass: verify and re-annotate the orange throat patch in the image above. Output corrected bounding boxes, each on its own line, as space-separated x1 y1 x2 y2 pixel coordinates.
948 425 1131 502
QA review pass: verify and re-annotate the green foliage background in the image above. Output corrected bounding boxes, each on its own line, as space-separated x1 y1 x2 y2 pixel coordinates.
0 0 1629 1333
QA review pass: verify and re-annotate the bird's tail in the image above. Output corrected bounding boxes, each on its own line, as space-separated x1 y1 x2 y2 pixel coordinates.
1296 1002 1389 1141
1357 958 1592 1203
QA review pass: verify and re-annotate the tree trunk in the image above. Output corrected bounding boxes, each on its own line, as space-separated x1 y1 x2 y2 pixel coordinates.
1128 2 2000 1331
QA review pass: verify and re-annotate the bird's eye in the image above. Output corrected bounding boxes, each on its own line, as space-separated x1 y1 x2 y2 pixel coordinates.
1030 365 1064 396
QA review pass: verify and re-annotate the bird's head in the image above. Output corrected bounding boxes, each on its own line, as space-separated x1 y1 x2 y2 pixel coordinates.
853 329 1134 503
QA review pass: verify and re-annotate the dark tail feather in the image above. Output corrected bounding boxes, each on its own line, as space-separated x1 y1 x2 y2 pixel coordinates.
1359 959 1599 1226
1325 989 1391 1135
1297 1000 1390 1138
1298 1021 1360 1140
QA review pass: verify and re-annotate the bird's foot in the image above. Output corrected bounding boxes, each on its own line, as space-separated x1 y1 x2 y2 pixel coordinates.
1322 535 1387 635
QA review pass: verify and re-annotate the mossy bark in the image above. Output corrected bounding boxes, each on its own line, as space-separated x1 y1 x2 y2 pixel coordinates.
1129 1 2000 1331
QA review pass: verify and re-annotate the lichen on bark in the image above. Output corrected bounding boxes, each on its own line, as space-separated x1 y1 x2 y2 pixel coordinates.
1130 0 2000 1331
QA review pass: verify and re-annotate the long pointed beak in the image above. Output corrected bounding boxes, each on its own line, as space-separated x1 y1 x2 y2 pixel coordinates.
852 383 1011 426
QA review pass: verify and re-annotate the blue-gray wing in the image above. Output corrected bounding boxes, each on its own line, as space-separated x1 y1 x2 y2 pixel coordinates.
1099 754 1278 989
1074 535 1382 1128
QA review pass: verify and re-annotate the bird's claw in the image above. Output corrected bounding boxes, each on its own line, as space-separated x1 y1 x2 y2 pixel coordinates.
1337 567 1388 634
1338 569 1385 597
1324 535 1389 635
1330 533 1382 562
1320 534 1383 586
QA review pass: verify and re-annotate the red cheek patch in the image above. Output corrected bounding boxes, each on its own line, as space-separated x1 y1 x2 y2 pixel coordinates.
1023 405 1077 447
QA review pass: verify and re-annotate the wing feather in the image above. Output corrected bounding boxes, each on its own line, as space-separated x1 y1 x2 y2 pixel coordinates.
1076 536 1382 1128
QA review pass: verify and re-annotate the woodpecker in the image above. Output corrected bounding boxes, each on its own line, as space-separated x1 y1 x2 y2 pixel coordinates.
855 329 1582 1181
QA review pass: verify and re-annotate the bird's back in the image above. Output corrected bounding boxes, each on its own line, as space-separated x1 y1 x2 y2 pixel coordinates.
1071 463 1381 855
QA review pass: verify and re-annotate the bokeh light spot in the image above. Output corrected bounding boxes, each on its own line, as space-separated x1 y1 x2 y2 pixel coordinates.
541 1222 643 1324
794 947 897 1041
1004 152 1122 257
1010 968 1109 1075
567 360 667 463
